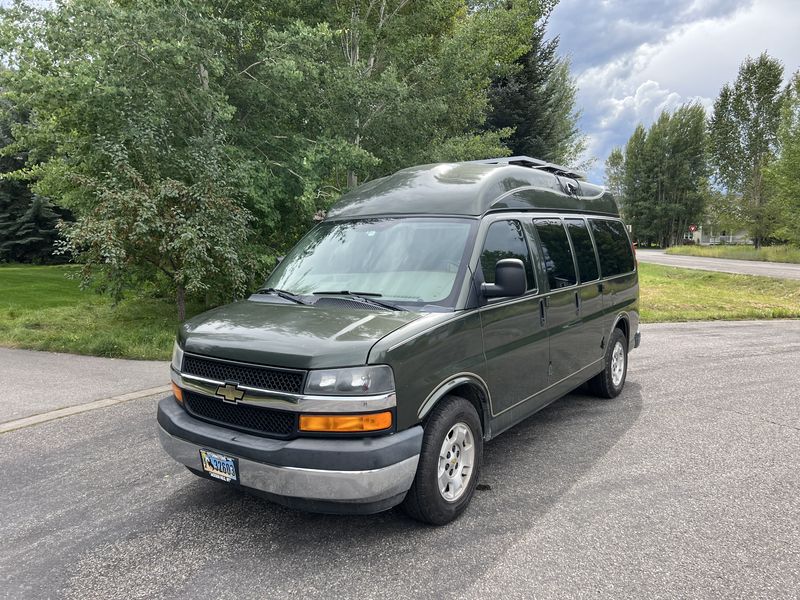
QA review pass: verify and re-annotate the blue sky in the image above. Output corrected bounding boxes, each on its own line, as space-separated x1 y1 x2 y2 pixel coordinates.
547 0 800 182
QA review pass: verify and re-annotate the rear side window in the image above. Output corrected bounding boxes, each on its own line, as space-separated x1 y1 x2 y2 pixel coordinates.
565 219 599 282
480 220 536 290
590 219 635 277
533 219 577 289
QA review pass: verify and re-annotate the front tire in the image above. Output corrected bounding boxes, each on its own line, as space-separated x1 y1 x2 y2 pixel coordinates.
589 327 628 398
401 396 483 525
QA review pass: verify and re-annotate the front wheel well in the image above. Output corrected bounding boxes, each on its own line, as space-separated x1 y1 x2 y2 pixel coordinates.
434 382 490 440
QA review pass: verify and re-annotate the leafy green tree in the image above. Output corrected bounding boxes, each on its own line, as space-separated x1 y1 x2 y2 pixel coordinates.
484 13 585 165
0 0 255 318
704 188 746 239
297 0 547 180
614 104 709 247
766 71 800 245
186 0 548 247
619 125 650 242
604 147 625 213
708 53 785 248
0 0 550 317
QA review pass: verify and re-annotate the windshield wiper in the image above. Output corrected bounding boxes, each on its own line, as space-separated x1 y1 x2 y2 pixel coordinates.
256 288 309 305
312 290 404 311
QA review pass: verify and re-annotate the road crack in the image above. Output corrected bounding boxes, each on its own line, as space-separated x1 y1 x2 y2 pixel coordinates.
703 403 800 432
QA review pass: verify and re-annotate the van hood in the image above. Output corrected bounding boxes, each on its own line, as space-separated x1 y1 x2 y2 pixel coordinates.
178 300 423 370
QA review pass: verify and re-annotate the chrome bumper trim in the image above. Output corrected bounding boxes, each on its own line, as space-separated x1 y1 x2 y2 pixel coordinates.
171 368 396 413
158 426 418 503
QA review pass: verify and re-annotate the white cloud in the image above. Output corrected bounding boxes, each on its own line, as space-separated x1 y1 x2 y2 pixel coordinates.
549 0 753 71
549 0 800 182
601 81 686 128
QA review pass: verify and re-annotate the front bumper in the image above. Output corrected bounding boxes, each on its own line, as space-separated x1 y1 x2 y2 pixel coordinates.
157 397 422 514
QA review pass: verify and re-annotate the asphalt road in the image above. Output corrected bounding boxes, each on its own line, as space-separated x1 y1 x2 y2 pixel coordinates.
636 249 800 280
2 321 799 599
0 347 168 422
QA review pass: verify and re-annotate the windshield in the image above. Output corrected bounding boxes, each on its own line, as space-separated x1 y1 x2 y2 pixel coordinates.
265 218 477 307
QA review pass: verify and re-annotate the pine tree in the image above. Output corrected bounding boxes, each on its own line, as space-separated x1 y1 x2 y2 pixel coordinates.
0 98 66 263
485 19 585 166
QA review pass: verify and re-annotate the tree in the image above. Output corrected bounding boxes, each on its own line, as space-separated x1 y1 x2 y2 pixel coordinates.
0 0 551 317
619 124 651 243
766 71 800 245
484 13 586 166
708 53 785 248
0 0 256 318
0 95 69 263
604 147 625 212
0 193 64 263
613 104 709 247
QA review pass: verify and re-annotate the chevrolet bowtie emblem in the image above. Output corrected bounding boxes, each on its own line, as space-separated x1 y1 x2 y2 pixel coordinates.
216 382 245 404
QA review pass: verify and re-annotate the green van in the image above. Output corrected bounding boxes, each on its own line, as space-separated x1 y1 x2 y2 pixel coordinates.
158 156 640 525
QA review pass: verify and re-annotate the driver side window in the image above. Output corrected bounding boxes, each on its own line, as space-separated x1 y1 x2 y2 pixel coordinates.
480 220 536 290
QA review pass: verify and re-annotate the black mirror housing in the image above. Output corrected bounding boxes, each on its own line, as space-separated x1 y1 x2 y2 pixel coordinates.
481 258 527 298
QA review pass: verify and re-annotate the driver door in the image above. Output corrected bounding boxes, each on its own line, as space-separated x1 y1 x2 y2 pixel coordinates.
478 218 550 416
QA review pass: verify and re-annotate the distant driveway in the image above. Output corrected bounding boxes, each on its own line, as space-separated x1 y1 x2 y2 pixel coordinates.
0 348 169 423
637 249 800 280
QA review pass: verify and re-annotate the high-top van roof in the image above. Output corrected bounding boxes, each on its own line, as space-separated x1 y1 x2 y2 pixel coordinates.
327 157 619 220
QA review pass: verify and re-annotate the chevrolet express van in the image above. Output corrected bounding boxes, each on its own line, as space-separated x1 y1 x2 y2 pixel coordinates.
158 156 640 525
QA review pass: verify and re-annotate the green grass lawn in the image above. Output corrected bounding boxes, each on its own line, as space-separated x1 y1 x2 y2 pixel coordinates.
1 263 799 360
0 264 191 360
640 263 800 322
665 244 800 264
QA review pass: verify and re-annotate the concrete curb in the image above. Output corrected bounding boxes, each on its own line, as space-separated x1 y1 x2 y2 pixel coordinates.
0 384 170 434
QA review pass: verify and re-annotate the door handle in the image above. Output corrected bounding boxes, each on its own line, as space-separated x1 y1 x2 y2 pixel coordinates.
539 298 546 327
574 291 580 316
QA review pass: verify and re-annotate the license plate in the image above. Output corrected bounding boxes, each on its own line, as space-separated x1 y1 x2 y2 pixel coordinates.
199 449 238 483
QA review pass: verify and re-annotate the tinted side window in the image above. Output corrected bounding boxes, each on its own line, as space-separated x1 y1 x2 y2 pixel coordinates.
480 220 536 290
565 219 599 282
533 219 577 289
590 219 635 277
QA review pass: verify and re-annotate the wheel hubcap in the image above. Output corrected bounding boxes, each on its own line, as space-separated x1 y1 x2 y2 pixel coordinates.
437 422 475 502
611 341 625 387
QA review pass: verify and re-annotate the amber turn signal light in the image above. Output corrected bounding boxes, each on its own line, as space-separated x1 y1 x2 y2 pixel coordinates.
171 382 184 404
299 411 392 433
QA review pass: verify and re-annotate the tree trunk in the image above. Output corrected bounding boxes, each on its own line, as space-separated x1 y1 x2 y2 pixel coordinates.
177 285 186 321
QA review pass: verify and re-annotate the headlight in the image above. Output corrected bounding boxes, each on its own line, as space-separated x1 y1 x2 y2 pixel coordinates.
304 365 395 396
171 341 184 372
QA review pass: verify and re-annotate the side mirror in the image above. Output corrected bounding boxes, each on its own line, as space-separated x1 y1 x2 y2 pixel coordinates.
481 258 526 298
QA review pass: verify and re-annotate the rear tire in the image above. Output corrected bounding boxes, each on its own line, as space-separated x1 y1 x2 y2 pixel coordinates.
589 327 628 398
401 396 483 525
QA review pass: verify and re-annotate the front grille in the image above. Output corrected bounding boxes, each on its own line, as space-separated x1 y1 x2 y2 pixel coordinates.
182 355 305 394
184 391 297 438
